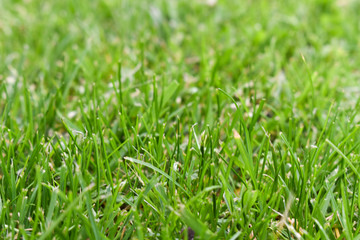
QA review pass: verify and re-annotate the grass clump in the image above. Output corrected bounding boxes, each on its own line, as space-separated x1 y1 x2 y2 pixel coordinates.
1 0 360 239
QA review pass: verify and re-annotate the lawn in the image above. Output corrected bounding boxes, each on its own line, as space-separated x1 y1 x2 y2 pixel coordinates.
1 0 360 239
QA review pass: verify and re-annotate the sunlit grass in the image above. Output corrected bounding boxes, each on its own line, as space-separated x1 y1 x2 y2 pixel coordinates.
1 0 360 239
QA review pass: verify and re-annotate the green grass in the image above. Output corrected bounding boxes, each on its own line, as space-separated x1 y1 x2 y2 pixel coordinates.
1 0 360 239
